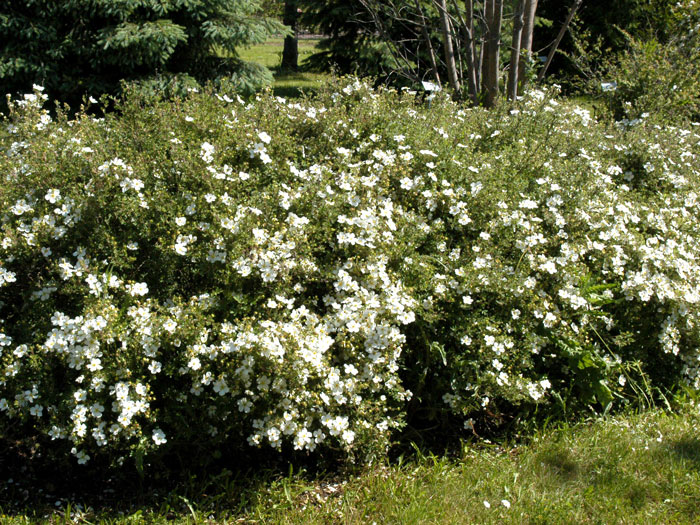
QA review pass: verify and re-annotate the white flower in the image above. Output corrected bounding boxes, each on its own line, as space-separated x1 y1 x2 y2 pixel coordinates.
400 177 414 190
258 131 272 144
200 142 215 163
87 358 102 372
127 282 149 296
501 499 511 509
188 357 201 371
519 199 538 209
162 319 177 333
152 428 167 445
175 217 186 226
294 428 313 450
45 189 61 204
212 378 229 396
0 267 17 286
90 403 104 418
237 397 252 413
341 429 355 444
72 448 90 465
483 500 491 509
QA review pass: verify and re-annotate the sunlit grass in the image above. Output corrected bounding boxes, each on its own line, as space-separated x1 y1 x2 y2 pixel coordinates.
244 405 700 524
230 37 331 97
237 37 319 69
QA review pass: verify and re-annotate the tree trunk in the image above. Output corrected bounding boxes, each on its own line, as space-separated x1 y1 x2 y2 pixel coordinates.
537 0 582 81
518 0 538 88
481 0 493 97
451 0 478 103
507 0 525 100
415 0 442 87
483 0 502 107
437 0 461 94
281 0 299 71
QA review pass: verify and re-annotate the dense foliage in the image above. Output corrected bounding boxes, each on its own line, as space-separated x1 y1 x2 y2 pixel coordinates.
0 0 285 105
536 0 676 72
1 80 699 472
298 0 399 77
592 0 700 123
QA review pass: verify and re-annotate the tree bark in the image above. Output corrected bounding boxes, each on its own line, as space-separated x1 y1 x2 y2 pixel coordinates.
481 0 493 97
518 0 538 88
281 0 299 71
415 0 442 87
451 0 478 103
507 0 525 100
537 0 582 81
483 0 502 107
437 0 461 94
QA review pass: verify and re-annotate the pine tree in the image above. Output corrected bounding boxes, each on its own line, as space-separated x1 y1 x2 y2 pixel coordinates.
299 0 398 77
0 0 285 104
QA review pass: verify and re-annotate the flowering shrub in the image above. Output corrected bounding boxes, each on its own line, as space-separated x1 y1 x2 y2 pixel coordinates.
1 81 699 470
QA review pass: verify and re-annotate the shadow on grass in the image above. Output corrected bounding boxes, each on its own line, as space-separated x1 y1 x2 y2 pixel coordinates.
535 446 581 481
271 70 327 99
662 440 700 523
664 437 700 471
273 85 320 99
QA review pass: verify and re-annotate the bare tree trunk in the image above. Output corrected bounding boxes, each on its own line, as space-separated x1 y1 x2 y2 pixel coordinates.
450 0 478 103
452 17 464 83
477 26 484 89
537 0 582 81
437 0 461 94
483 0 502 107
281 0 299 71
507 0 525 100
415 0 442 87
481 0 493 97
518 0 538 89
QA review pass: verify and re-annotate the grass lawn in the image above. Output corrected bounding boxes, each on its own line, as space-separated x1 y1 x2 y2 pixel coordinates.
236 37 331 98
3 404 700 523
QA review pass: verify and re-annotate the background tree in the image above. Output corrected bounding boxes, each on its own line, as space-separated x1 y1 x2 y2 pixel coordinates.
300 1 545 105
0 0 286 105
533 0 676 86
299 0 401 77
281 0 300 71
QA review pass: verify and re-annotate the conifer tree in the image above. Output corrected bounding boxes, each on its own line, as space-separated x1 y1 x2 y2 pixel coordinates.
0 0 285 104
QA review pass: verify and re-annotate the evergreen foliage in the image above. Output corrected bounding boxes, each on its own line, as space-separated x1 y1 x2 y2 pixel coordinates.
298 0 401 78
0 0 285 104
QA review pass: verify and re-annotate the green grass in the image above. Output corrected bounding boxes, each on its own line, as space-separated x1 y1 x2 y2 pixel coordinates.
237 38 319 70
4 404 700 523
236 38 331 98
